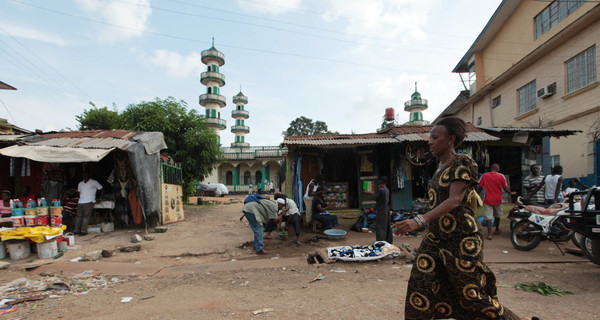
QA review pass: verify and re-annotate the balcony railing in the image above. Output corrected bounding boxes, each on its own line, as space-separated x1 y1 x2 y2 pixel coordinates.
205 117 226 129
199 93 226 107
200 72 225 86
404 99 428 108
221 146 288 160
231 110 249 118
230 142 250 148
231 125 250 133
233 95 248 104
201 49 225 65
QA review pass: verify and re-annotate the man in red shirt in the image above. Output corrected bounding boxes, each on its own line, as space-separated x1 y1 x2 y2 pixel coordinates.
478 163 514 240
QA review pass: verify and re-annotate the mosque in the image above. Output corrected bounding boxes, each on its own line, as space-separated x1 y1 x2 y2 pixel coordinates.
199 41 286 193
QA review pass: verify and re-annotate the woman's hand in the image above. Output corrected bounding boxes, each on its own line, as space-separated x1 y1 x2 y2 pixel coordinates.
392 219 420 236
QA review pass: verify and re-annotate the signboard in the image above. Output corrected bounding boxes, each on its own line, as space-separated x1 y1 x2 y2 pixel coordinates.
161 183 184 224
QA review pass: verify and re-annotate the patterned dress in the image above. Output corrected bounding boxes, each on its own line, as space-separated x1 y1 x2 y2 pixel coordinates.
405 155 519 319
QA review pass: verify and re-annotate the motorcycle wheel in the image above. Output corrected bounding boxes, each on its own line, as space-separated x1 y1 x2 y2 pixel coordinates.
509 218 521 231
591 238 600 265
580 236 600 265
511 220 543 251
571 232 586 250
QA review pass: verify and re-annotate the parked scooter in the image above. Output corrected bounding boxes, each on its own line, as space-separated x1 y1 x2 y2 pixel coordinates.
508 200 572 251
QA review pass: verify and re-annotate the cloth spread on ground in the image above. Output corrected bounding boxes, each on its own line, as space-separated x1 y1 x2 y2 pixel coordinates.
327 241 401 261
0 226 66 243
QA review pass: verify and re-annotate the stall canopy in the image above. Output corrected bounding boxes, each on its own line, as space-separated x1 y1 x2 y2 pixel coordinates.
0 130 168 224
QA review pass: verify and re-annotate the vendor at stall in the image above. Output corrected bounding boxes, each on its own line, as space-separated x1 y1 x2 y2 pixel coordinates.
0 190 12 228
74 171 104 236
312 189 339 230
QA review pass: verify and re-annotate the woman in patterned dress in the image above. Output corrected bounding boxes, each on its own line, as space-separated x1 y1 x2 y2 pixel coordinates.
392 117 530 320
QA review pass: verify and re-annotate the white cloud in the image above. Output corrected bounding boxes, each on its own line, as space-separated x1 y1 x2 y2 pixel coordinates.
0 23 68 46
75 0 151 44
237 0 302 15
322 0 438 47
148 50 204 79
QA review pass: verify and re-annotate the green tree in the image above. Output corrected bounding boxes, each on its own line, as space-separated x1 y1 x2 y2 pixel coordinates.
76 103 120 130
283 116 337 136
119 97 222 197
76 97 221 199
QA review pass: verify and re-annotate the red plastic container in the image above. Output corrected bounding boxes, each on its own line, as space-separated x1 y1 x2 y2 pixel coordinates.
50 214 62 227
24 216 36 227
11 216 25 228
36 215 49 226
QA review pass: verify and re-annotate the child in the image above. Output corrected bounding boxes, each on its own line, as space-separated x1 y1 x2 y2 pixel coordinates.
62 188 79 231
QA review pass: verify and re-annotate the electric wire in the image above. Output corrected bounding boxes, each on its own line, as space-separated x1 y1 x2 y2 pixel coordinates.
10 0 457 76
0 98 17 125
0 25 95 102
0 38 81 106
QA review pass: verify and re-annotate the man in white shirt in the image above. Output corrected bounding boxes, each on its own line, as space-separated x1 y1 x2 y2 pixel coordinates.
74 171 104 236
265 195 302 245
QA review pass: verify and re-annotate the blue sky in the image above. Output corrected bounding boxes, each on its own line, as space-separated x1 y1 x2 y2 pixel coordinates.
0 0 501 146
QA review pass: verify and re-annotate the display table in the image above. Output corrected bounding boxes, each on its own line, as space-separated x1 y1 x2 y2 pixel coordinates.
93 200 115 223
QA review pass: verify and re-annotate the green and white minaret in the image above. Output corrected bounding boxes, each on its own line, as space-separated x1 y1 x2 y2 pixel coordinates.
404 82 430 125
231 89 250 148
200 39 226 141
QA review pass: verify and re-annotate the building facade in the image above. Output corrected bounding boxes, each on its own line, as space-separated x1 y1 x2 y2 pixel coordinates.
438 0 599 185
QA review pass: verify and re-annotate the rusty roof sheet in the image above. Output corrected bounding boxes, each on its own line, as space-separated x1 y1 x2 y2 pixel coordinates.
283 124 496 146
283 132 397 146
40 130 139 140
17 130 145 150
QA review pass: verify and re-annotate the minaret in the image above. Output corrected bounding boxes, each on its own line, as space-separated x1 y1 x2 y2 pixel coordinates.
404 82 430 125
200 38 226 142
231 88 250 148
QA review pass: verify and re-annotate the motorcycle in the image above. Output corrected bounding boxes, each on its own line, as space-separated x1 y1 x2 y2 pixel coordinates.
565 187 600 264
508 202 572 251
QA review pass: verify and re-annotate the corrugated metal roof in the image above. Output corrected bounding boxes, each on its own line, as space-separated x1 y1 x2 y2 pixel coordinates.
479 127 581 133
25 137 132 150
40 130 139 140
0 134 28 142
283 137 398 146
283 124 497 146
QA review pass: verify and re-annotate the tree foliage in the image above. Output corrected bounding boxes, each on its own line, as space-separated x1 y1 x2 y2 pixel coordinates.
76 103 120 130
283 116 337 136
76 97 221 199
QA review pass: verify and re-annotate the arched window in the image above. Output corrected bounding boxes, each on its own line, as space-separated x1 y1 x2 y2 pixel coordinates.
211 109 216 118
225 171 233 185
255 171 262 185
205 109 210 118
207 87 212 94
243 171 251 184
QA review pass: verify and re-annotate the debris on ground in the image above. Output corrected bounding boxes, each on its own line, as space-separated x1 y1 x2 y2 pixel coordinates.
143 235 156 241
119 245 141 252
154 227 168 233
514 282 573 296
131 234 143 243
309 273 326 283
252 307 273 315
0 273 129 306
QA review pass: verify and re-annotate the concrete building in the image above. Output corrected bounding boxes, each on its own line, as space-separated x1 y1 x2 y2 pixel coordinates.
200 40 226 143
437 0 598 185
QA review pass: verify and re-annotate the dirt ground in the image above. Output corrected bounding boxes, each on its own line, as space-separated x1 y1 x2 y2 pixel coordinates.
2 195 600 319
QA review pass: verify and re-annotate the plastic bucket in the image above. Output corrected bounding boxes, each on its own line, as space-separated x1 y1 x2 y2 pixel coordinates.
24 216 37 227
11 208 25 216
6 241 31 260
50 214 62 227
24 208 36 216
36 207 49 216
36 239 58 259
11 216 24 228
0 242 6 259
57 241 68 252
64 232 75 246
50 207 62 215
36 215 49 226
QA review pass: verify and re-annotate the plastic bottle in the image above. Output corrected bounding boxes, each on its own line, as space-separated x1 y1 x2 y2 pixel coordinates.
41 198 47 207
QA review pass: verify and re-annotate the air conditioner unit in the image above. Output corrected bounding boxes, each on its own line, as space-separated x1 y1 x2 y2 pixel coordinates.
537 83 556 99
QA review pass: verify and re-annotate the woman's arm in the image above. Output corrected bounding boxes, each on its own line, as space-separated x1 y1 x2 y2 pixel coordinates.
393 180 468 233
